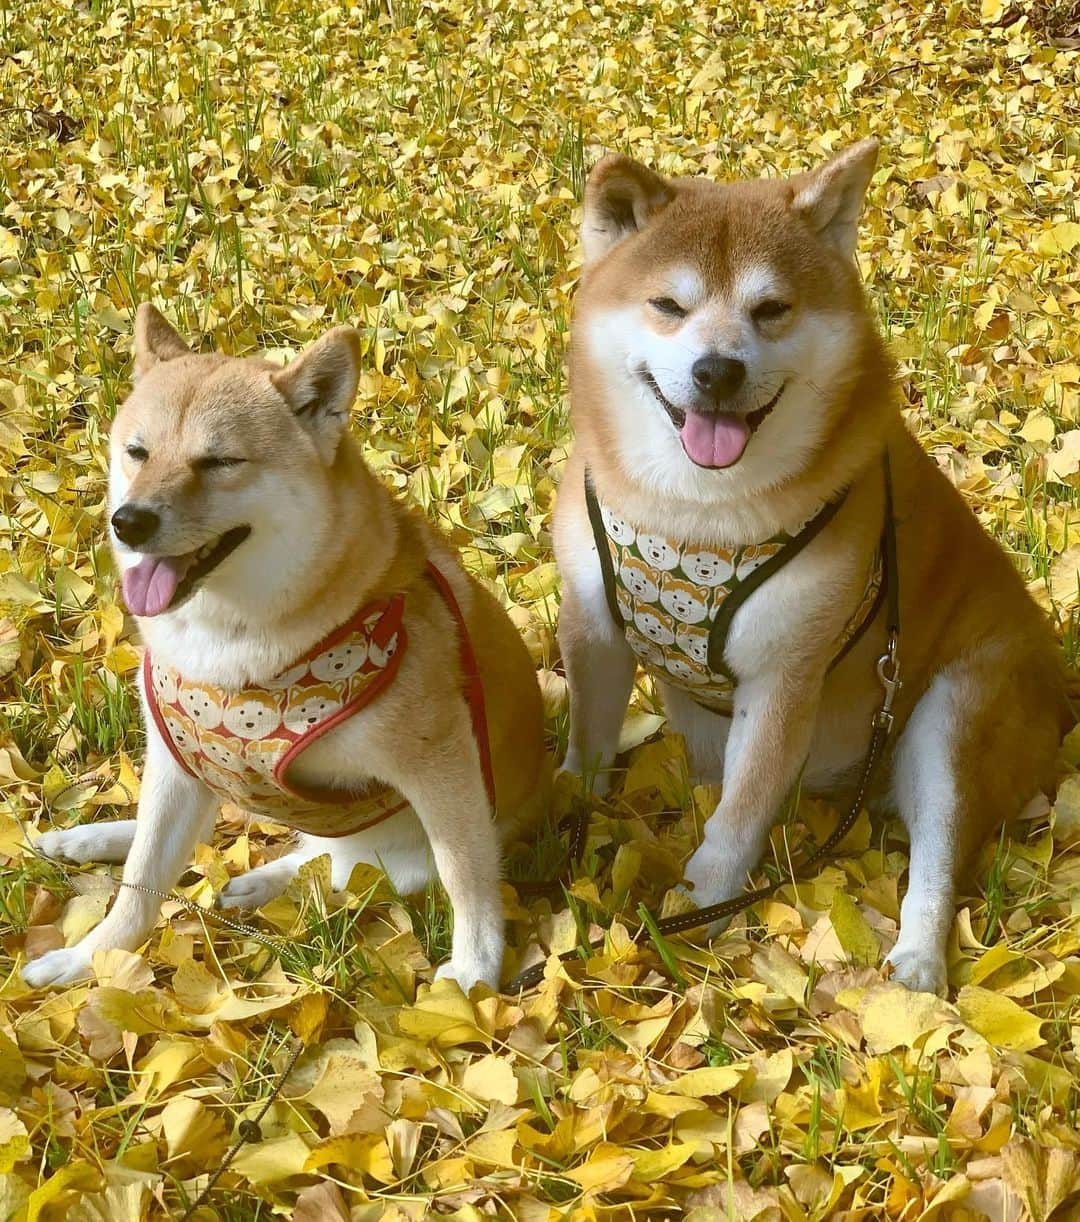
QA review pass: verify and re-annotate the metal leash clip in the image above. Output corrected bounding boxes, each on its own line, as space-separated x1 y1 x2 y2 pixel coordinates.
874 630 902 732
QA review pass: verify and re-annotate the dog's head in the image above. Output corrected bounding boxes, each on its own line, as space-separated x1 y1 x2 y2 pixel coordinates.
572 140 888 499
109 307 362 621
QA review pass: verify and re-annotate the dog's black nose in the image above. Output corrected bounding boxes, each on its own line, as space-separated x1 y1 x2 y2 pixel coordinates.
692 355 746 401
111 504 160 546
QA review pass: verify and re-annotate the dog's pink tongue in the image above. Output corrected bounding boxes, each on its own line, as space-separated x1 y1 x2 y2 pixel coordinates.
121 555 191 617
681 411 751 469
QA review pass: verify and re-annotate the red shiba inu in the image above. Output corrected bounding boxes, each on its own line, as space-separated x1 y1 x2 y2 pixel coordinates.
25 307 546 992
554 140 1067 994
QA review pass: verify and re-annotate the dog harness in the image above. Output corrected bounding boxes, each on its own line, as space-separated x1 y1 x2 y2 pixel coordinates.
144 563 495 837
586 471 884 713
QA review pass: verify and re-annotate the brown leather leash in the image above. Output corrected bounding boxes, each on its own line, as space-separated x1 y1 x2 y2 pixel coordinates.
506 452 901 993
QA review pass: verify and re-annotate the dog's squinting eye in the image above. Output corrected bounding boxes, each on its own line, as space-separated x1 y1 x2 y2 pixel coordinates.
194 456 247 472
649 296 688 319
752 299 792 324
126 444 149 462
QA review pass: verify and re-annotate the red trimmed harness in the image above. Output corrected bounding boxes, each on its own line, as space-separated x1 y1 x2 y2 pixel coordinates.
144 562 495 836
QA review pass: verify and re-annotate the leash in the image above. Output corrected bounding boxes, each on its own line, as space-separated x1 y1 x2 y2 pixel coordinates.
507 453 901 993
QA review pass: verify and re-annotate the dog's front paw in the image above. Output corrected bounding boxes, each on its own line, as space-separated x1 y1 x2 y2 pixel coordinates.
886 940 948 996
680 842 756 938
557 758 612 799
36 826 104 865
219 863 295 910
683 841 746 906
22 945 95 989
434 956 499 994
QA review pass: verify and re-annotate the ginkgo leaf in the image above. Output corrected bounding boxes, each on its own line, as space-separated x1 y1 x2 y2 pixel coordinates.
957 986 1045 1052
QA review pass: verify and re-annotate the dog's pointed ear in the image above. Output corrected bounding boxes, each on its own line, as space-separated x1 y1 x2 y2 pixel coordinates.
271 326 361 463
789 138 879 259
134 303 191 378
581 153 675 264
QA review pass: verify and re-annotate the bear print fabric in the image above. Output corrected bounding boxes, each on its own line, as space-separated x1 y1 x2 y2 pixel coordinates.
597 501 883 713
145 596 412 836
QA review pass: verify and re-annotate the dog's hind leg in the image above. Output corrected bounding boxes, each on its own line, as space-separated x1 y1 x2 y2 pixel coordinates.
660 683 730 782
36 820 138 866
219 810 434 909
887 654 1061 995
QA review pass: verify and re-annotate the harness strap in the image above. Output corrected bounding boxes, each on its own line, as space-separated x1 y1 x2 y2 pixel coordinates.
146 565 498 821
704 490 848 675
425 561 497 811
584 469 625 629
506 450 901 993
583 465 852 677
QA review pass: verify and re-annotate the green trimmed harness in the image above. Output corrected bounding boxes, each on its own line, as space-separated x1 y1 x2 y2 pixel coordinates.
585 470 885 710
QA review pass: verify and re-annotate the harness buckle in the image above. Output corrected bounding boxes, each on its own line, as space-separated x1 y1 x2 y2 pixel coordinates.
874 631 901 732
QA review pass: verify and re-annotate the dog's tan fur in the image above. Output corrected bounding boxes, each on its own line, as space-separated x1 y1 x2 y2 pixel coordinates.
555 141 1067 993
25 307 546 992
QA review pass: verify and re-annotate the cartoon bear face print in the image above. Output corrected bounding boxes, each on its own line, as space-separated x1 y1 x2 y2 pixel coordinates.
600 505 636 547
309 638 369 683
199 759 250 800
664 654 709 685
161 709 199 758
222 691 283 740
199 730 247 774
151 665 179 705
659 575 710 625
368 631 399 671
625 627 667 669
263 661 311 692
681 548 735 587
635 533 681 571
676 624 711 667
736 541 783 578
619 555 660 603
244 737 289 783
283 684 343 735
633 606 676 647
178 682 224 730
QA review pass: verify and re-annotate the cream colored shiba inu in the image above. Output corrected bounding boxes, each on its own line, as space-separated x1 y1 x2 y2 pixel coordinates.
24 305 546 992
555 140 1068 994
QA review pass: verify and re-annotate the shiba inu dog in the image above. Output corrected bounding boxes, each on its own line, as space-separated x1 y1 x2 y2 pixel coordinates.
24 305 546 992
554 140 1067 994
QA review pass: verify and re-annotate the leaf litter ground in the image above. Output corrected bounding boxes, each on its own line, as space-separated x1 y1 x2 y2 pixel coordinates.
2 1 1080 1218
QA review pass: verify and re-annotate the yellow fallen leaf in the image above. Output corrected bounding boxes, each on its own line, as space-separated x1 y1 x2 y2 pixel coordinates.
565 1143 635 1192
61 893 109 945
301 1053 383 1133
830 890 880 967
1034 221 1080 257
398 980 490 1047
303 1133 394 1182
461 1052 518 1105
160 1096 227 1168
956 986 1045 1051
467 1128 518 1167
0 1108 29 1173
232 1133 313 1185
859 984 954 1053
658 1065 744 1097
629 1141 697 1180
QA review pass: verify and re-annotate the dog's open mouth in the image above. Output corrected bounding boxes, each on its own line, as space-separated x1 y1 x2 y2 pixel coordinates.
121 525 251 617
642 370 786 470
